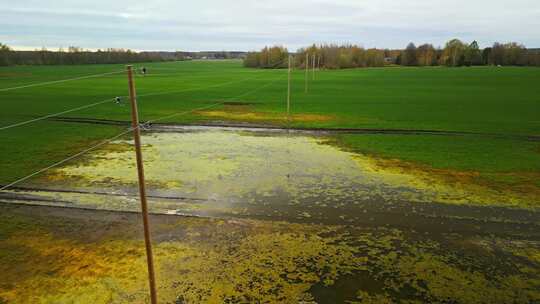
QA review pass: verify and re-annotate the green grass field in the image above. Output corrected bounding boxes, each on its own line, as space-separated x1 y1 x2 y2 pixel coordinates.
1 60 539 194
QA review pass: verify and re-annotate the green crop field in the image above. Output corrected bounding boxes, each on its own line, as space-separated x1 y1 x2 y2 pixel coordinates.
1 60 540 199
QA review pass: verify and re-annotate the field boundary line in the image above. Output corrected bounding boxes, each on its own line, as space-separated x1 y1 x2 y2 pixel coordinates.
0 97 118 131
0 70 124 92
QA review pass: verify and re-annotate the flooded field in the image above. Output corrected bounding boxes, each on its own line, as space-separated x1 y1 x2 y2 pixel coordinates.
1 126 539 303
3 127 538 223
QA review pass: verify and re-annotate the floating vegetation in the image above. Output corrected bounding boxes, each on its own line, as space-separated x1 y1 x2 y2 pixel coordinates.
1 128 539 303
21 128 535 221
1 204 538 303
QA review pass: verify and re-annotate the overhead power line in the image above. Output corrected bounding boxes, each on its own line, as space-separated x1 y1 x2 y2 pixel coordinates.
0 70 124 92
0 68 278 131
0 97 116 131
147 73 286 124
0 128 133 191
0 72 286 191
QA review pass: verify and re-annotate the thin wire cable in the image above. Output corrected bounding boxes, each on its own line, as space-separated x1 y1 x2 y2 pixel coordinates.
0 97 119 131
0 72 287 191
0 129 133 191
0 70 124 92
136 59 287 99
0 66 278 131
138 77 255 98
147 72 287 124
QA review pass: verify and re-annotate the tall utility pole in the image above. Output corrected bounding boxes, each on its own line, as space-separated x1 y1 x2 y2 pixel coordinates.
312 54 316 80
305 53 309 93
126 65 158 304
287 54 292 122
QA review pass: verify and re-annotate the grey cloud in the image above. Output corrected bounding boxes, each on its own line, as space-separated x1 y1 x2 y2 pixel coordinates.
0 0 539 51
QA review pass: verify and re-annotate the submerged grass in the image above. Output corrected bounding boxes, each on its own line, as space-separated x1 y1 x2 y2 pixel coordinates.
333 134 540 206
35 130 537 210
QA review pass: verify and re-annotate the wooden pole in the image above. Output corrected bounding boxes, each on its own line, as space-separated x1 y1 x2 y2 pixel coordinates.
126 65 158 304
312 53 316 80
305 53 309 93
287 55 291 123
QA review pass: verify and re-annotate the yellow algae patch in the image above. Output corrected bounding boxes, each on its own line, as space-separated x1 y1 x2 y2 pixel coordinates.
484 239 540 264
38 129 538 215
349 291 394 304
157 232 367 303
196 109 333 124
47 131 414 204
392 250 540 304
51 132 240 189
1 233 149 303
351 154 540 208
0 220 370 303
1 208 539 304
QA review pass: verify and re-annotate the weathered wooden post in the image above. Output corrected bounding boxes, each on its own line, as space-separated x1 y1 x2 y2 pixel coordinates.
305 53 309 93
287 54 292 122
126 65 158 304
312 53 316 80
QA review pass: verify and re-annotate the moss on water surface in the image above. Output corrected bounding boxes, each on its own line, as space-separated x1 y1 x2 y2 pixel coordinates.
42 129 539 212
0 204 538 303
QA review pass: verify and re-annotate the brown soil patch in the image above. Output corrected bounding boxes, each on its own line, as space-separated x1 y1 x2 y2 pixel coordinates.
0 72 33 77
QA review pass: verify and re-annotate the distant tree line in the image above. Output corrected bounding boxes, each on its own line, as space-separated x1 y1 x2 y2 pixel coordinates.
189 51 247 60
0 43 251 66
244 45 385 69
243 46 290 68
0 44 179 66
399 40 540 67
244 39 540 69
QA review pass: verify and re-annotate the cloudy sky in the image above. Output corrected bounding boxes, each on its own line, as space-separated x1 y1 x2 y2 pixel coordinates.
1 0 539 51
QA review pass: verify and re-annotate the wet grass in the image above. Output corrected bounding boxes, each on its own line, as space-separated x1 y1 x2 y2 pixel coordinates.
335 134 540 173
334 134 540 195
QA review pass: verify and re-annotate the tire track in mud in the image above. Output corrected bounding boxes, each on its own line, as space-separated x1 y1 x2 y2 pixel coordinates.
1 186 539 238
0 186 213 202
46 116 540 141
